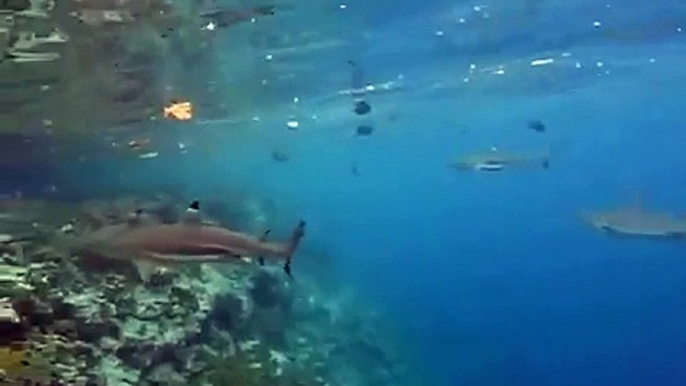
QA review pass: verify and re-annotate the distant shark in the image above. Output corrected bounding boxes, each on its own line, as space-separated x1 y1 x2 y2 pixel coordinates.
73 200 306 279
580 201 686 238
447 147 549 172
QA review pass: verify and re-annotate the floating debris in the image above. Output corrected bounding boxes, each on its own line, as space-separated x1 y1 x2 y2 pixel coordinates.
286 119 299 130
164 101 193 121
139 152 159 159
531 58 554 67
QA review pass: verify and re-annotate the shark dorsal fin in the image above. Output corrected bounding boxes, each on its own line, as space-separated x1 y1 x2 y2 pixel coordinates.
182 200 203 225
127 209 147 226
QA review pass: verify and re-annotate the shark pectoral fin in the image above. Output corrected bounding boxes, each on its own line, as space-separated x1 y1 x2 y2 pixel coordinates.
135 260 159 282
284 260 292 278
258 257 265 266
258 229 271 242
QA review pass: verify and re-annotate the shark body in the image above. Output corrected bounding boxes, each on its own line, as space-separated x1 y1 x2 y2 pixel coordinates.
448 147 549 172
76 200 306 277
581 205 686 238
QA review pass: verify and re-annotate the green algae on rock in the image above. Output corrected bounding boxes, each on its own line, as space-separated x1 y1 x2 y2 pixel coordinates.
0 264 32 298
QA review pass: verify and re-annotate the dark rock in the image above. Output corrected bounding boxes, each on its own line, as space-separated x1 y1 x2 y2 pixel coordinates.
117 342 156 369
119 342 196 375
114 295 136 318
248 268 292 311
76 318 120 343
72 341 94 356
9 297 53 328
356 125 374 136
0 305 25 344
145 363 186 386
146 269 176 288
49 296 76 320
170 286 198 312
53 319 78 339
204 292 246 332
2 0 30 12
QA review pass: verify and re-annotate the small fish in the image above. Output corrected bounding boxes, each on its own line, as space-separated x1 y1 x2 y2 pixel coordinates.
356 125 374 136
351 163 361 176
200 5 276 28
127 138 150 150
272 151 289 163
353 100 372 115
527 119 546 133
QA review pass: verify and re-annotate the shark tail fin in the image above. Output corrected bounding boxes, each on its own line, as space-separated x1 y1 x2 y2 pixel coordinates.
256 230 271 267
283 220 306 277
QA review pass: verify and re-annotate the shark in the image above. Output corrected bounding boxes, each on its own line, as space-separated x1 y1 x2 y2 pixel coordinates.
73 200 306 279
447 147 549 172
580 201 686 238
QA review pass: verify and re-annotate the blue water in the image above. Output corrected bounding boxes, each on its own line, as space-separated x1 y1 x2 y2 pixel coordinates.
11 0 686 385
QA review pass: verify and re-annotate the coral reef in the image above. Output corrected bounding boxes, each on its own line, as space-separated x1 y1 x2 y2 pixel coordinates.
0 197 413 386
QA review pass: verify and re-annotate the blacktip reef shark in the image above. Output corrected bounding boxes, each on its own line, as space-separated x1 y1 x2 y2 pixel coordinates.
73 200 306 279
447 147 549 172
580 200 686 238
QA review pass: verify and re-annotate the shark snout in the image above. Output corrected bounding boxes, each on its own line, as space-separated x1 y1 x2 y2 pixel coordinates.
578 211 606 229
